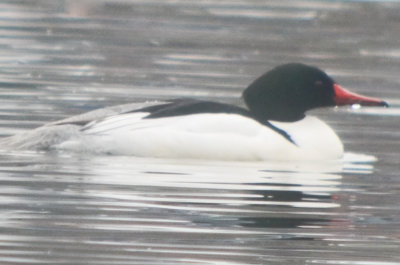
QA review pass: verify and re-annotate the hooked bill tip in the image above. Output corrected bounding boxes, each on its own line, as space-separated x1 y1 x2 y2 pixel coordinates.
333 84 388 108
381 101 389 108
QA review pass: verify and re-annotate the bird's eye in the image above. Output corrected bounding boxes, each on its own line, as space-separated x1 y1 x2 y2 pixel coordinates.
314 80 323 86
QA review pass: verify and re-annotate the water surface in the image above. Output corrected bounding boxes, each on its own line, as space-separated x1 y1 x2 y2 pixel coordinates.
0 1 399 264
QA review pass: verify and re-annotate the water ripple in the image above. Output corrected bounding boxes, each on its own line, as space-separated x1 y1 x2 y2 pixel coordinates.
0 1 399 264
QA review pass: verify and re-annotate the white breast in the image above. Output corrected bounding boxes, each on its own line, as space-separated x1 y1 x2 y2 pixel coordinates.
56 113 344 161
270 116 343 160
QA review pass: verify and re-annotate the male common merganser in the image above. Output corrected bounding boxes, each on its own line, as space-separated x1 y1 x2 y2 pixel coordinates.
1 63 387 161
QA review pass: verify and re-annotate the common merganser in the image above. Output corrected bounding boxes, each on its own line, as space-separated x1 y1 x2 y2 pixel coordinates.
1 63 387 161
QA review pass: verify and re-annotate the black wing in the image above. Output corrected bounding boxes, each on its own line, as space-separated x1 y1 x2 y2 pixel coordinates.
128 99 252 119
128 99 296 145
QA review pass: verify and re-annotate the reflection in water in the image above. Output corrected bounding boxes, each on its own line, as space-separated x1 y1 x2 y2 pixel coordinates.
0 0 399 264
0 151 384 264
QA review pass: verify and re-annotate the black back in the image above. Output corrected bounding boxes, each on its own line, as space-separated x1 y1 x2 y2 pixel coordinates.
135 99 251 119
128 99 295 144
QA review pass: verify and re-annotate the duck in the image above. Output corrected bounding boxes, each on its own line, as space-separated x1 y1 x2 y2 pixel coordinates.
1 63 388 161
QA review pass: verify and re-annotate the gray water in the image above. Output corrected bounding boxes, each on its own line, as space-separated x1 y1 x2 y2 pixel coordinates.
0 1 399 264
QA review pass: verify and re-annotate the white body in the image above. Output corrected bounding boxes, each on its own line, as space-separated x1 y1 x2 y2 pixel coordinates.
53 112 344 161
